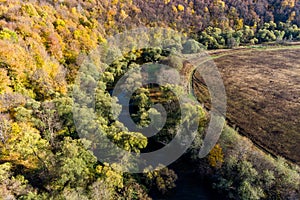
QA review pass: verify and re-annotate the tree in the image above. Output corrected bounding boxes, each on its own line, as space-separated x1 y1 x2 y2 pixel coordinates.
0 163 34 199
131 88 152 128
14 99 63 147
238 180 265 200
214 156 265 199
0 116 11 144
144 165 178 194
208 144 224 168
182 39 204 54
49 138 97 192
199 27 225 49
0 122 50 169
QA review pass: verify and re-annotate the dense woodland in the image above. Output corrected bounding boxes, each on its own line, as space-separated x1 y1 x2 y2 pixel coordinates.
0 0 299 199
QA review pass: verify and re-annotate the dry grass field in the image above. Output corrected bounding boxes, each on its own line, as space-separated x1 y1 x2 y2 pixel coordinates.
193 48 300 164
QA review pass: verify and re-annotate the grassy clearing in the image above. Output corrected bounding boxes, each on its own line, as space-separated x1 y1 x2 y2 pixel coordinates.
193 48 300 164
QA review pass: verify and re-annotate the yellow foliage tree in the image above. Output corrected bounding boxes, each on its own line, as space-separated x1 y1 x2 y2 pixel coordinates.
289 11 296 21
0 122 49 169
178 4 185 12
0 41 36 97
236 18 244 30
164 0 171 5
120 9 128 20
172 5 178 13
96 163 124 189
282 0 295 8
204 7 209 13
208 144 224 168
214 0 225 8
0 69 12 94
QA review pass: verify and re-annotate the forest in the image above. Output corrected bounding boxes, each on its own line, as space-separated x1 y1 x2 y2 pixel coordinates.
0 0 299 199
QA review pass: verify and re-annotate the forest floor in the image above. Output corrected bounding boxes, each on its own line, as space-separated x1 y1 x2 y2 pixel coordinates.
193 47 300 164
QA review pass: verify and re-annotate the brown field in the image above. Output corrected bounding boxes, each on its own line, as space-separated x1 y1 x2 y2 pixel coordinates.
193 48 300 164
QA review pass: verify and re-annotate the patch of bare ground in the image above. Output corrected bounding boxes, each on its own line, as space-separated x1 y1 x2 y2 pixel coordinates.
193 48 300 164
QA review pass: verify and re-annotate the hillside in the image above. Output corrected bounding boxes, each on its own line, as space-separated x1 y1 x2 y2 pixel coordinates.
0 0 299 199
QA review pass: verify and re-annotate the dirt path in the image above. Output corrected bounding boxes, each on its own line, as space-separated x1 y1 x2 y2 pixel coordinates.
192 47 300 164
